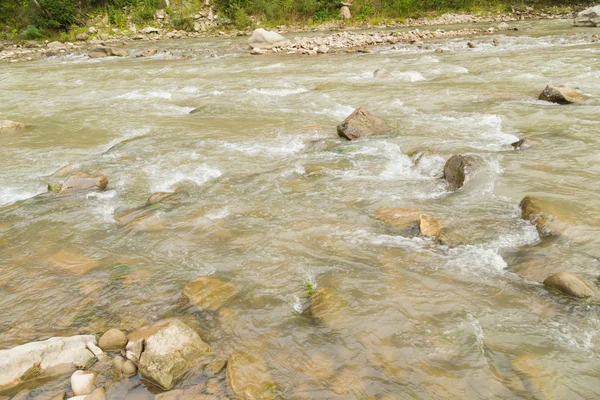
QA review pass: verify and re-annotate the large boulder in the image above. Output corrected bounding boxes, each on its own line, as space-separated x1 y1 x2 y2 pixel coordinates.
182 277 239 311
574 5 600 27
227 352 276 400
543 272 595 299
247 28 288 49
337 107 392 140
138 320 212 389
519 196 562 237
88 47 128 58
538 85 585 104
0 120 26 133
443 155 466 190
0 336 96 391
59 173 108 194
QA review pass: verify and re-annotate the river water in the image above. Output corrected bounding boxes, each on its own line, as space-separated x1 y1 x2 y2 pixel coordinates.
1 18 600 399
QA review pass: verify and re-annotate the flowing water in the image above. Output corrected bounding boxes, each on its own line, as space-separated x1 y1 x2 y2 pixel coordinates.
1 18 600 399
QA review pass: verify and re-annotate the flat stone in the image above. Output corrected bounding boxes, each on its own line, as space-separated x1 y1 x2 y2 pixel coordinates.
0 335 96 391
59 173 108 194
538 85 585 104
182 277 239 311
374 208 422 233
47 251 100 275
0 120 26 133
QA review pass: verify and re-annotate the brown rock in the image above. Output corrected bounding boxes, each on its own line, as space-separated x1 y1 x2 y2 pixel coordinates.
204 358 227 376
543 272 595 299
59 173 108 194
0 120 26 133
85 388 106 400
443 155 466 190
374 208 422 233
337 107 392 140
538 85 585 104
182 277 239 311
47 251 100 275
98 329 127 351
419 214 441 237
519 196 562 237
89 47 128 58
310 288 348 330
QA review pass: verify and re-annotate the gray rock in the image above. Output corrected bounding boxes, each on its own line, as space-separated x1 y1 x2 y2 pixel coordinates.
76 33 89 41
574 5 600 27
59 173 108 194
138 320 212 389
47 41 65 49
98 329 127 351
497 22 510 31
141 27 160 34
538 85 585 104
340 5 351 19
248 28 288 49
0 335 96 391
543 272 595 298
443 155 466 190
88 47 128 58
337 107 392 140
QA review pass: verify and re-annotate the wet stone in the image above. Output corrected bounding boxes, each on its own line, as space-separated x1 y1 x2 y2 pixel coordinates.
182 277 239 311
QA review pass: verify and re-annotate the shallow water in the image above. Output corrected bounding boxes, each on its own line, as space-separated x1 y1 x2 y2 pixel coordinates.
2 18 600 399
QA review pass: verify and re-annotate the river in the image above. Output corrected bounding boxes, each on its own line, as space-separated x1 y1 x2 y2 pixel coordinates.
1 18 600 399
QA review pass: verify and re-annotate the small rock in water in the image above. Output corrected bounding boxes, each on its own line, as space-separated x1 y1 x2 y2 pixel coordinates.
538 85 585 104
88 47 128 58
511 139 525 149
227 352 276 400
59 172 108 194
204 358 227 376
374 207 422 234
137 49 157 57
492 38 500 46
121 360 137 376
98 329 127 351
543 272 595 299
373 68 390 78
0 120 26 133
71 370 96 396
497 22 510 31
182 276 239 311
467 41 476 48
443 155 467 190
592 34 599 43
250 47 265 55
519 196 562 236
418 214 441 237
337 107 392 140
112 356 125 375
86 342 106 360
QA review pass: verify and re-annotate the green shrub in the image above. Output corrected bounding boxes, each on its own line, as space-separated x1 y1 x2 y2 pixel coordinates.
231 4 253 28
171 15 194 30
20 24 46 38
34 0 76 29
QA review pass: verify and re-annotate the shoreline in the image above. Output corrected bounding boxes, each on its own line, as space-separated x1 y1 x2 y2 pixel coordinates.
0 7 580 63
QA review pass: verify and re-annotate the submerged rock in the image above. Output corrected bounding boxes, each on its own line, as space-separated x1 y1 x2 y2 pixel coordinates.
0 335 96 391
98 329 127 351
519 196 562 237
543 272 595 299
59 173 108 194
248 28 288 49
138 319 212 389
538 85 585 104
0 120 26 133
337 107 392 140
47 251 100 275
374 207 421 234
373 68 390 78
443 155 467 190
227 352 276 400
88 47 128 58
182 276 239 311
574 5 600 27
418 214 441 237
310 288 348 330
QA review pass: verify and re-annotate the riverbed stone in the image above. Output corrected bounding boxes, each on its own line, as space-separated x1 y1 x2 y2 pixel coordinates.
310 287 348 330
337 107 392 140
373 68 390 78
0 120 26 133
418 214 441 237
574 5 600 27
71 370 96 396
84 388 105 400
519 196 561 237
204 358 227 377
138 319 212 389
47 251 100 275
59 173 108 194
543 272 595 299
121 360 137 376
182 276 239 311
98 329 127 351
538 85 585 104
443 155 466 190
88 47 128 58
248 28 288 49
227 352 276 400
374 207 422 233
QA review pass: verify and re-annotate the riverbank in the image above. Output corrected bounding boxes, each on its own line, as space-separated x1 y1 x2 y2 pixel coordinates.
0 6 581 63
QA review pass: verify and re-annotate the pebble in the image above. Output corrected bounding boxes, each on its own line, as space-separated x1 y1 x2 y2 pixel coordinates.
71 370 96 396
121 360 138 376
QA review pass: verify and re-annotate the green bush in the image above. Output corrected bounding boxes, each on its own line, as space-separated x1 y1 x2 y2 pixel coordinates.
171 15 194 30
34 0 76 29
20 24 46 38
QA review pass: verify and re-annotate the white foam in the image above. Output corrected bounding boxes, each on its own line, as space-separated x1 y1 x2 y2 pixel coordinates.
181 86 200 94
247 87 309 96
205 207 229 220
316 103 356 120
217 135 307 156
252 63 284 70
393 71 426 82
0 185 45 206
116 90 172 100
146 163 222 192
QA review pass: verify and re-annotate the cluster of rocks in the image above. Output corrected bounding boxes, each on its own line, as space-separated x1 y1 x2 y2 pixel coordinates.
248 26 498 55
331 79 594 301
